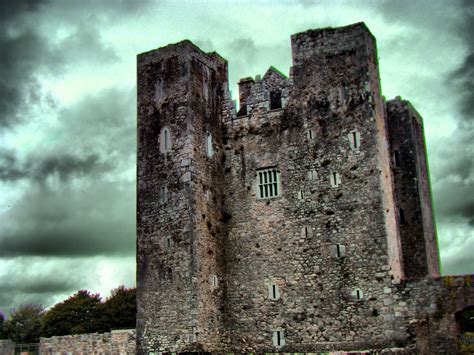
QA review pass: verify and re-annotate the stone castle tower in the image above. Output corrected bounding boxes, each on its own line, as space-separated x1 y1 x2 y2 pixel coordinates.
136 23 472 353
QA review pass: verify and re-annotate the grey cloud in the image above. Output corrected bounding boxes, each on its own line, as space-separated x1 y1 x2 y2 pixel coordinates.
433 0 474 231
0 180 135 258
0 258 95 315
0 151 111 182
450 0 474 121
0 0 120 128
227 38 258 65
441 237 474 276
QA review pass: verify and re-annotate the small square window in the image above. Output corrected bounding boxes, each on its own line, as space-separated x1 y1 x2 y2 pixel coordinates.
272 329 285 347
257 168 280 199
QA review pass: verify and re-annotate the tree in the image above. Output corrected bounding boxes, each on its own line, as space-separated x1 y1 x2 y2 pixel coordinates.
0 312 5 339
41 290 102 337
2 304 44 343
99 286 136 332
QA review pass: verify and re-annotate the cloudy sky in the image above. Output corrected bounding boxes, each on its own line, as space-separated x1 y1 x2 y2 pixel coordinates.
0 0 472 317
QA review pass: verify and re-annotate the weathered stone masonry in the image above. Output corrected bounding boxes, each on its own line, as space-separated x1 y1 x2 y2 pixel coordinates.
136 22 473 353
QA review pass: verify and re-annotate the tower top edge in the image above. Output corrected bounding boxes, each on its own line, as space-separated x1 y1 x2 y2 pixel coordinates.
137 39 227 66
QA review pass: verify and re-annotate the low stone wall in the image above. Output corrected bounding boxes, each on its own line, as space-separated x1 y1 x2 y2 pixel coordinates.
39 329 136 354
0 339 15 355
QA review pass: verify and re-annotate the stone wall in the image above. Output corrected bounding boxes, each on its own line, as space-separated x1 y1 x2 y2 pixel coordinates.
386 98 440 278
136 40 229 352
136 22 473 353
0 339 14 355
222 23 407 352
39 329 136 354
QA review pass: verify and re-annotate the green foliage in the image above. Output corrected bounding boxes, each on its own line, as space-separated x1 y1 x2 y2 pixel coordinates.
41 290 102 337
99 285 136 332
0 312 5 339
459 309 474 333
2 304 44 343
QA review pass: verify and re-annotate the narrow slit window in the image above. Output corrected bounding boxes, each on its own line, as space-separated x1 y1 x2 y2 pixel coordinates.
206 132 213 157
308 168 317 180
302 226 313 238
210 275 218 288
160 186 168 204
393 149 401 168
268 283 280 300
307 129 314 140
348 130 361 150
352 288 363 300
331 244 346 258
399 208 406 225
257 168 280 199
160 127 172 153
297 191 304 200
272 330 285 347
330 172 341 187
165 237 174 249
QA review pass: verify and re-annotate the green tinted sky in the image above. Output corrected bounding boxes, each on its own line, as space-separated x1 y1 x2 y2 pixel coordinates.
0 0 472 316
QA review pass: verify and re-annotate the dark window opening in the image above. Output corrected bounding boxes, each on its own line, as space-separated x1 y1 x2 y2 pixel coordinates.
394 149 401 168
237 105 247 117
399 208 406 225
270 90 282 110
272 285 277 299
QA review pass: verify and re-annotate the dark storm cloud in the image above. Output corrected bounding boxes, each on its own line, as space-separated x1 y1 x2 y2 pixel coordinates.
0 151 111 182
0 179 135 258
433 0 474 229
0 0 119 128
450 0 474 121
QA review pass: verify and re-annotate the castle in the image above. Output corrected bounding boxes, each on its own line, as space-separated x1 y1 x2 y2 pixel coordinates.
136 23 473 353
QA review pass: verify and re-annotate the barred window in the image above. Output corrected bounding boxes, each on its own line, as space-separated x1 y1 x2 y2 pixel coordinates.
257 168 280 199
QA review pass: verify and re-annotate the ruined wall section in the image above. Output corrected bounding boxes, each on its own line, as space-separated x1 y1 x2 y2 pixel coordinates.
0 339 14 355
137 41 229 352
222 23 406 352
39 329 136 354
393 275 474 354
386 98 440 279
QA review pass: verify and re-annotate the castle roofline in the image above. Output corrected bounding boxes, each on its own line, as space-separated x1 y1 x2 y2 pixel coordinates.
137 39 227 66
387 96 425 126
263 66 288 80
290 21 374 41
